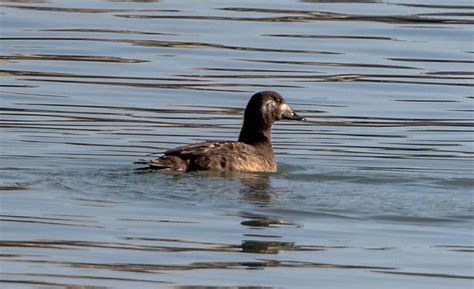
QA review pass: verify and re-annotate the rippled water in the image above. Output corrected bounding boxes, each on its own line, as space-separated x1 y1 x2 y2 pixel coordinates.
1 0 473 288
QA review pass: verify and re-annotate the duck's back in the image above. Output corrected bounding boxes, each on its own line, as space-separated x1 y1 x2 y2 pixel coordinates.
149 141 276 172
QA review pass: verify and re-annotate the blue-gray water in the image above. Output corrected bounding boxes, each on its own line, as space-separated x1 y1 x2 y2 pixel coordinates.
0 0 473 288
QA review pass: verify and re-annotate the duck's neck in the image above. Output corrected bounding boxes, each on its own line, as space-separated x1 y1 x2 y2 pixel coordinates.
238 118 273 147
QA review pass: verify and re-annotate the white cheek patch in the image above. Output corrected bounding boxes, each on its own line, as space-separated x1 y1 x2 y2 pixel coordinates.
280 103 292 115
264 100 274 113
261 100 276 122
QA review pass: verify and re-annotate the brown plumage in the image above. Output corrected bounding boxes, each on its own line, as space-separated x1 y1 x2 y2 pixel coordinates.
146 91 306 172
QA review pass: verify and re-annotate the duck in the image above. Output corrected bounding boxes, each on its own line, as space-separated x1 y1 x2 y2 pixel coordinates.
145 91 306 172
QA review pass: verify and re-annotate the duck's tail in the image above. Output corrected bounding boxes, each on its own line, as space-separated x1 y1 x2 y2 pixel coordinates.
133 159 149 165
135 156 188 172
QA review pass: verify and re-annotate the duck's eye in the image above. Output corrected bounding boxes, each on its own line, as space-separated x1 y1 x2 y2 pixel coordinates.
274 98 281 103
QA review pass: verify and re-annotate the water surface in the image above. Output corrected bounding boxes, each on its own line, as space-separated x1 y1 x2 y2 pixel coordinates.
0 0 473 288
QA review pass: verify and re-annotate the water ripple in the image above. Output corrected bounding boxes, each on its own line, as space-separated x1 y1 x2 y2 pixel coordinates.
1 1 472 288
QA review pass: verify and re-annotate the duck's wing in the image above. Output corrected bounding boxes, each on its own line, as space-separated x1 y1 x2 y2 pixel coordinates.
163 140 224 157
148 141 234 171
149 141 272 172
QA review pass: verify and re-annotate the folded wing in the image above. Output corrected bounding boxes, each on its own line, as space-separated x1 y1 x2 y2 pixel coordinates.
149 141 274 172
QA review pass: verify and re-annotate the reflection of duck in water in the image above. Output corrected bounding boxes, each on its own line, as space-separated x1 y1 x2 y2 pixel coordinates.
146 91 306 172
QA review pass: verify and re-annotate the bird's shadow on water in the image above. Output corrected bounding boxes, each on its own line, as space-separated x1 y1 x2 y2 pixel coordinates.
132 167 279 206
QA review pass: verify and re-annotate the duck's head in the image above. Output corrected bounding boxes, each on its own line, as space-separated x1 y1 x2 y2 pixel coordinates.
244 91 306 125
239 91 306 145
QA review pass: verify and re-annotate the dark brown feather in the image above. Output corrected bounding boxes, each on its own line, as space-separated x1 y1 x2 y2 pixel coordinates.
149 141 276 172
145 91 305 173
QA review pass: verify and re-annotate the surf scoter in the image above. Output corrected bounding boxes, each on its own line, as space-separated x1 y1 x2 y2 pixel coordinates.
146 91 306 172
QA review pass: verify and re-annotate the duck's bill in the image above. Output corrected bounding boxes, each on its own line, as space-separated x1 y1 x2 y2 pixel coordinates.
283 111 306 121
291 113 306 121
281 103 307 121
